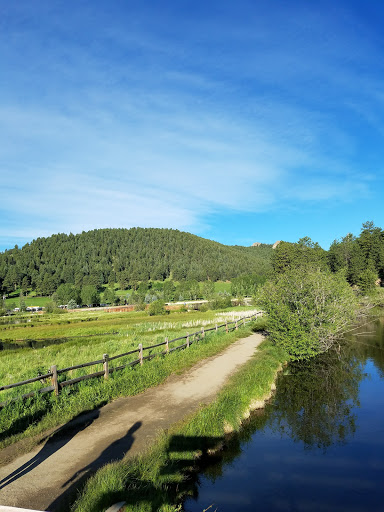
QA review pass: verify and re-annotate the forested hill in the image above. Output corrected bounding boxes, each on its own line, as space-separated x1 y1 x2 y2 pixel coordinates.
0 228 272 295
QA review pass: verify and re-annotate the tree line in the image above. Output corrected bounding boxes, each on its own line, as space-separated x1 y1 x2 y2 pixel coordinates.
0 228 272 298
271 221 384 293
258 221 384 361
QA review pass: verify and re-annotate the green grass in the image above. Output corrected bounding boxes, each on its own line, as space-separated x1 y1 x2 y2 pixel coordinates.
213 281 231 293
72 339 287 512
2 280 234 310
0 307 259 451
114 280 232 299
4 295 51 308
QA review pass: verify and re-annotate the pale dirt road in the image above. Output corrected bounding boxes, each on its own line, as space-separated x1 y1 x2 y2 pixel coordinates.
0 333 264 511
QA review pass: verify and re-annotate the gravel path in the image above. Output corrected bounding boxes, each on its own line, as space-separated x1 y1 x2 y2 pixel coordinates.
0 332 263 511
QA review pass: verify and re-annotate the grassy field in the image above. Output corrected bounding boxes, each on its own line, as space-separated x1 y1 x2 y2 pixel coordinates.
213 281 231 293
0 305 259 451
3 281 233 309
72 338 286 512
114 280 232 299
4 294 51 309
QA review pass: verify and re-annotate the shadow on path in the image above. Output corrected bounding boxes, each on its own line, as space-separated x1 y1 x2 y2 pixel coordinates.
48 421 142 512
76 433 225 512
0 408 101 491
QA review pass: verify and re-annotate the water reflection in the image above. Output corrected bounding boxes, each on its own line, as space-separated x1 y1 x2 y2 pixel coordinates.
185 316 384 512
265 346 363 451
0 331 118 351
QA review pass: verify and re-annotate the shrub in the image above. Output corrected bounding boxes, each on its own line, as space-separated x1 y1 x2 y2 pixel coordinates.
44 300 56 313
148 300 166 316
209 294 232 310
251 317 267 332
67 299 77 309
257 268 357 360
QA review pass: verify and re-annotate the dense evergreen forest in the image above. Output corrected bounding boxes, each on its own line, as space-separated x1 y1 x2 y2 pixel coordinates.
0 228 272 297
1 222 382 307
272 221 384 292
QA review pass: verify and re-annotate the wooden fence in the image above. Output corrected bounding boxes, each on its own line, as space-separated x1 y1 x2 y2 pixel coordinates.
0 313 261 408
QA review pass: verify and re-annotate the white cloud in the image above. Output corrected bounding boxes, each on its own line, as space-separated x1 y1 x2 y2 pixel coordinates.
1 1 383 246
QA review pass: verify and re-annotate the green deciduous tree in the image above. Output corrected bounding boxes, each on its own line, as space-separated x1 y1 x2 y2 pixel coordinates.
81 285 100 306
148 299 166 316
209 293 232 310
103 287 117 305
56 283 81 305
19 292 26 312
202 280 215 299
257 268 357 360
67 299 77 309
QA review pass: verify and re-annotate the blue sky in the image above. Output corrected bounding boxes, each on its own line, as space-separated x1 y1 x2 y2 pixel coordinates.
1 0 384 252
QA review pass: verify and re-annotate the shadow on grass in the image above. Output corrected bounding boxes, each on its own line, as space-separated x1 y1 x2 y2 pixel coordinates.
75 410 271 512
78 434 226 512
0 400 54 443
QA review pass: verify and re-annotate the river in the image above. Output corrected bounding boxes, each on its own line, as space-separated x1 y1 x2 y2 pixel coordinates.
184 315 384 512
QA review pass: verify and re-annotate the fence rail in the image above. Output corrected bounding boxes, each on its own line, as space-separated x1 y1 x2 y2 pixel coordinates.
0 312 262 408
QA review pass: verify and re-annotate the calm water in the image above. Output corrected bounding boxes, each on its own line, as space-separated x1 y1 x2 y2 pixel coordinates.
184 315 384 512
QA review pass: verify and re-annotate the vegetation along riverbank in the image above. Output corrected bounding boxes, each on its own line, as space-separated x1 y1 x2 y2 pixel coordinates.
72 336 287 512
1 221 384 509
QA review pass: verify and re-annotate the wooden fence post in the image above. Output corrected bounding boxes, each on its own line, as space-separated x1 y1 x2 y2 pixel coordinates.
187 333 190 347
215 323 218 332
103 353 109 380
243 318 246 327
51 365 59 396
201 327 205 338
235 320 238 330
225 320 228 333
139 343 143 365
165 336 169 353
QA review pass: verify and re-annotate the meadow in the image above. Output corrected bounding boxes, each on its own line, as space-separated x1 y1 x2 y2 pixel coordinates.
0 305 258 451
4 281 233 310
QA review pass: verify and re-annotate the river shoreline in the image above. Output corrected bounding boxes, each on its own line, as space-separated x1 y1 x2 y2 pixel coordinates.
72 339 287 512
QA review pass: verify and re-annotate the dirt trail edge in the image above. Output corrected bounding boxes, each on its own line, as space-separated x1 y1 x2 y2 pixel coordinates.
0 332 264 511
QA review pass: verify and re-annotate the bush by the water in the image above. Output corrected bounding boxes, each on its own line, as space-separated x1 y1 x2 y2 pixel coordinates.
257 268 357 360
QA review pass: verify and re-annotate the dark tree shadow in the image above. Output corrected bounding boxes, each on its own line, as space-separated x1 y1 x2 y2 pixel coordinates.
0 408 101 490
48 421 142 512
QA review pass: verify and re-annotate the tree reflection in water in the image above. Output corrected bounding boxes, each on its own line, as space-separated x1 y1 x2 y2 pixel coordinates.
265 345 364 451
184 317 384 512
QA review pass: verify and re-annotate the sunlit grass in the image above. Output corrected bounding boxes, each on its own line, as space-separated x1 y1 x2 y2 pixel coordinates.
72 340 287 512
0 307 258 450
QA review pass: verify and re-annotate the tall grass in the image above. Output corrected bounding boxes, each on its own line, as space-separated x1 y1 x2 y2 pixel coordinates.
0 310 257 451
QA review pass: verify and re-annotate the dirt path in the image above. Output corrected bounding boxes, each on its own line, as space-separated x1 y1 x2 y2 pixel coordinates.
0 333 264 511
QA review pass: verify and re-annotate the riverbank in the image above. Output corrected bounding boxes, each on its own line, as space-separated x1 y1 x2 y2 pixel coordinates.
72 339 287 512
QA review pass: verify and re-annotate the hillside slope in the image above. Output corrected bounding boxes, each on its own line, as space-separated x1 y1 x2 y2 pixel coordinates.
0 228 272 294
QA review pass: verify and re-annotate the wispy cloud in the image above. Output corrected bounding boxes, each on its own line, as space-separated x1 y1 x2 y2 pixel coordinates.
1 1 384 248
